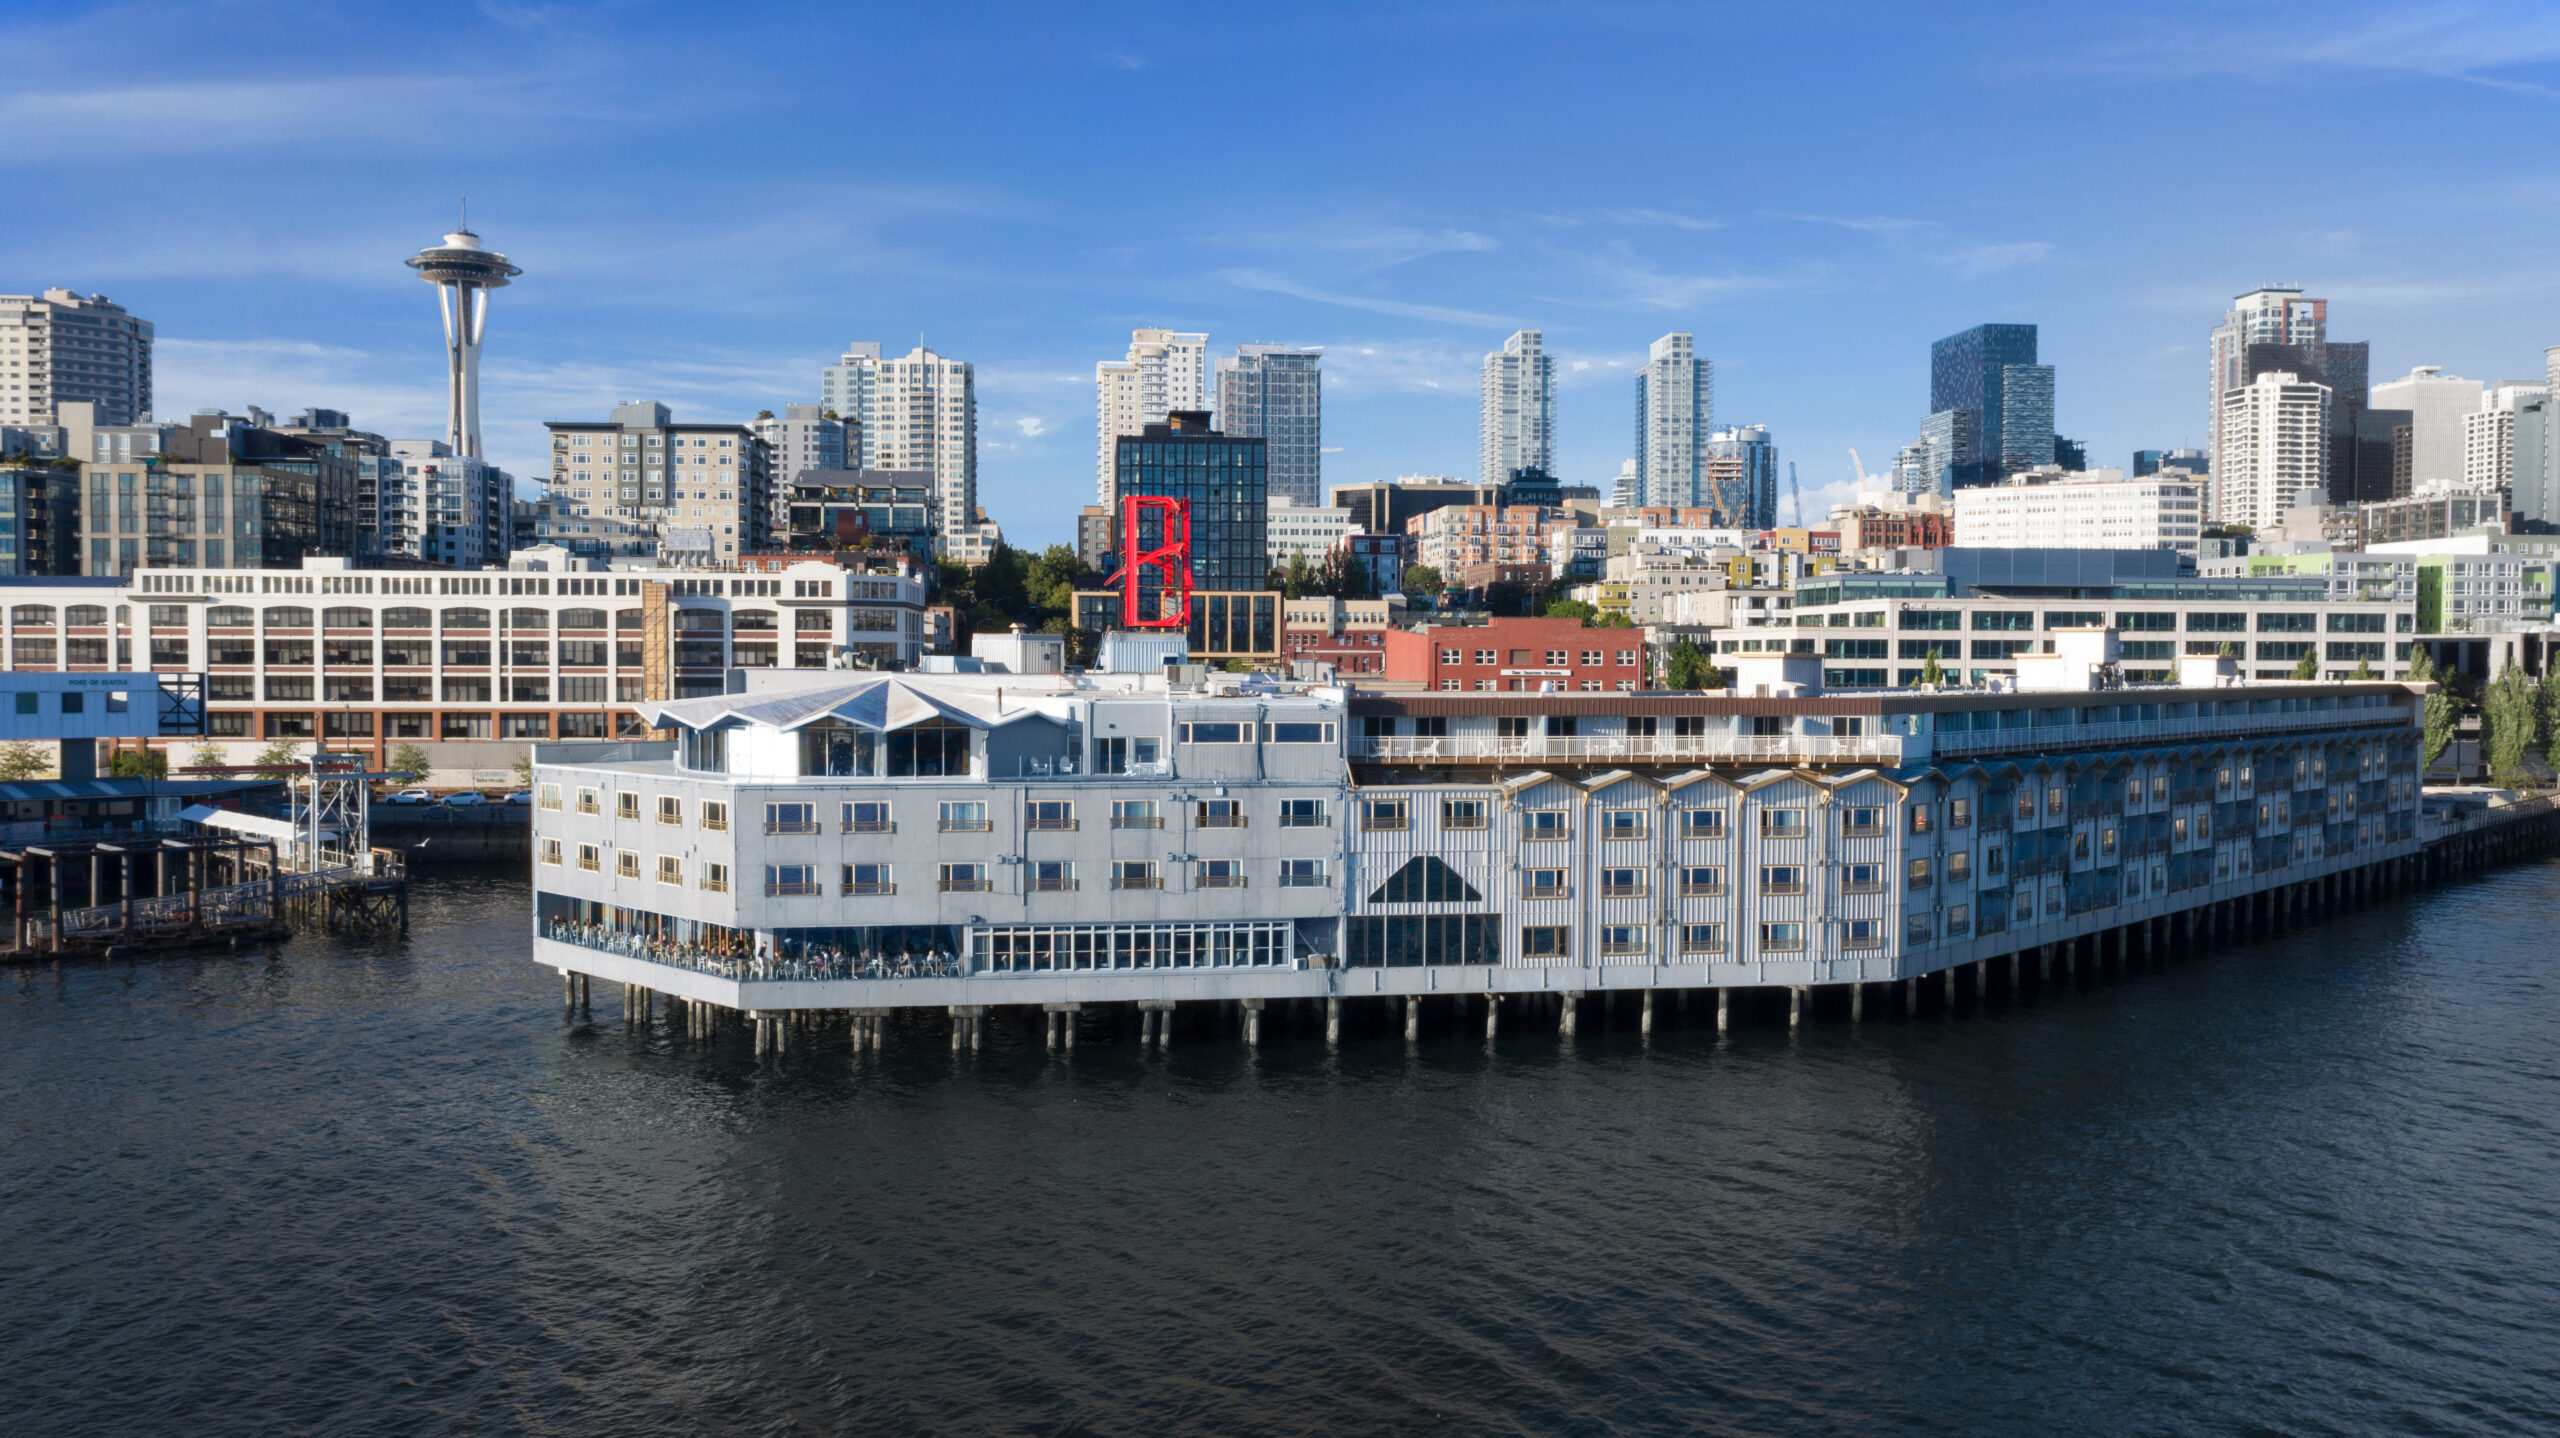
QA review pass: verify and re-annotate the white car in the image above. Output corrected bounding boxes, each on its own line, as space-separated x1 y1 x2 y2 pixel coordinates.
385 788 434 805
441 792 488 808
503 790 534 806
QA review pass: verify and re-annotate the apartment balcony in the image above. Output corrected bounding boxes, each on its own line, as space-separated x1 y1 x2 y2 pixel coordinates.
1351 733 1908 766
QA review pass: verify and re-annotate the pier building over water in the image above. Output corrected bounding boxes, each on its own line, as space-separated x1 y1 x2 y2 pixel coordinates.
528 634 2429 1039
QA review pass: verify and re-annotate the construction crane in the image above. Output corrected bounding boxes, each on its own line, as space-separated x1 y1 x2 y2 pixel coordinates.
1786 462 1802 526
1848 447 1869 486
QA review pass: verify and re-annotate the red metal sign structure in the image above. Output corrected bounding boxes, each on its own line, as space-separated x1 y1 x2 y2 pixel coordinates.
1106 495 1192 629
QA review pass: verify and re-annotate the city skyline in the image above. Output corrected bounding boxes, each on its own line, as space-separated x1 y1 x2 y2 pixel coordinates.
10 2 2560 549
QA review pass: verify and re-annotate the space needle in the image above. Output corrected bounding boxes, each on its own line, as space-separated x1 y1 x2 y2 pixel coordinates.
405 212 521 459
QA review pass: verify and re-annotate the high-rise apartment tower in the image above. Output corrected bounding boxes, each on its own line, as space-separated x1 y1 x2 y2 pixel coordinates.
1634 333 1712 509
1480 330 1555 484
1216 344 1322 507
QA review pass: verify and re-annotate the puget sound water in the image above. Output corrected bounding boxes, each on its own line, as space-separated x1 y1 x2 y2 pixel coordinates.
4 865 2558 1436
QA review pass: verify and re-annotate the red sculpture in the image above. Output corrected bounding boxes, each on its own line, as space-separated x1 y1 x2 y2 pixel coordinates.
1106 495 1192 628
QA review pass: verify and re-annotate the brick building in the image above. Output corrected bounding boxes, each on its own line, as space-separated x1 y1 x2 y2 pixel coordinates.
1381 615 1646 692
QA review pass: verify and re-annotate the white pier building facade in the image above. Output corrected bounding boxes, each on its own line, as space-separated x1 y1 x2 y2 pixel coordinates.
528 644 2426 1032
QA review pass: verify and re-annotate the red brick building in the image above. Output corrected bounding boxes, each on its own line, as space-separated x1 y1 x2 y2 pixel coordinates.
1381 616 1647 693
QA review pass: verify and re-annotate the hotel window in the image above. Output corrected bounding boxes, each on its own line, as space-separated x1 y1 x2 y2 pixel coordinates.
1844 919 1881 947
1523 868 1569 899
844 801 891 833
938 801 990 832
615 791 640 820
1946 903 1971 936
1947 851 1972 883
656 796 681 826
2100 827 2117 857
841 863 891 895
615 851 640 878
2046 785 2064 815
2016 791 2035 821
1196 799 1245 829
576 786 599 815
2072 831 2091 860
1600 925 1646 955
1521 809 1567 840
1844 863 1882 892
1759 808 1806 838
1760 865 1806 895
1600 867 1646 898
1843 805 1883 835
1521 925 1570 959
1112 800 1161 829
656 856 682 885
1027 800 1076 831
1198 859 1244 889
1908 857 1933 889
1279 798 1328 828
701 800 728 831
1031 861 1075 892
1680 808 1725 839
1759 922 1804 952
1679 923 1723 954
537 783 562 811
939 862 990 893
1600 809 1646 840
1948 798 1972 828
766 864 820 896
1909 804 1932 834
766 802 818 834
1440 798 1487 829
537 838 562 866
1906 913 1935 945
1112 860 1160 890
576 843 599 872
1362 798 1409 831
1678 865 1724 896
1278 858 1325 887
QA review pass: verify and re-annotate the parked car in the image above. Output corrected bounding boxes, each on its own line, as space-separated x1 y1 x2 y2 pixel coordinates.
503 790 534 806
441 792 488 808
385 788 434 805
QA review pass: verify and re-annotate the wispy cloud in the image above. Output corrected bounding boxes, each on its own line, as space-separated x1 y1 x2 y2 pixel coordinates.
1321 341 1483 394
1599 207 1724 232
1568 242 1793 311
1940 240 2056 278
2083 3 2560 96
1222 270 1514 328
1217 217 1498 271
0 75 592 164
1096 51 1149 70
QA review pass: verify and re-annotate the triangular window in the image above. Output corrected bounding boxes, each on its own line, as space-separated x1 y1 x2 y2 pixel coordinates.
1368 856 1483 904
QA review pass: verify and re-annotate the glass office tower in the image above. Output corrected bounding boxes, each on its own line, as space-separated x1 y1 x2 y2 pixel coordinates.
1929 324 2052 486
1112 411 1269 596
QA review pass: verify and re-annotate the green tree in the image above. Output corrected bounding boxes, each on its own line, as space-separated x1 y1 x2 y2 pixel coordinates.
1482 580 1533 617
109 749 169 779
1541 596 1597 622
0 741 51 782
1919 652 1945 686
2290 649 2318 680
390 743 432 782
253 739 303 768
1596 611 1635 628
2480 664 2546 784
1279 550 1314 599
2351 657 2374 680
2410 649 2460 772
1401 564 1444 605
511 751 535 790
190 743 225 770
1222 657 1251 672
2217 640 2237 660
1663 636 1710 690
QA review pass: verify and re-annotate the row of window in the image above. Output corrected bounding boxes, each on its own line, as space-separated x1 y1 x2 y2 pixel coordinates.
1435 648 1643 667
535 844 1331 895
1515 921 1873 957
1514 862 1892 899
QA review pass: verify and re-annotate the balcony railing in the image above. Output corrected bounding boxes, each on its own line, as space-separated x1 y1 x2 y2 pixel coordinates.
1930 704 2412 758
1354 733 1907 765
766 818 820 834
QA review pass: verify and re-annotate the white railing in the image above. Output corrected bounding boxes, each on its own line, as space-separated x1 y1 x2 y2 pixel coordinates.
1353 734 1908 765
1929 706 2413 758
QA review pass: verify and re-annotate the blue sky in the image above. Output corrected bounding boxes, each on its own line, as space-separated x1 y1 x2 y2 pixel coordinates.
10 0 2560 547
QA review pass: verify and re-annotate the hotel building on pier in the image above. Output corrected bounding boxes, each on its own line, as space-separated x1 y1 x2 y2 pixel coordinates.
526 641 2426 1023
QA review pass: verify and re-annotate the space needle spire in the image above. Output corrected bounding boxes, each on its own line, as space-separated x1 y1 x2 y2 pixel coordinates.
405 209 521 459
